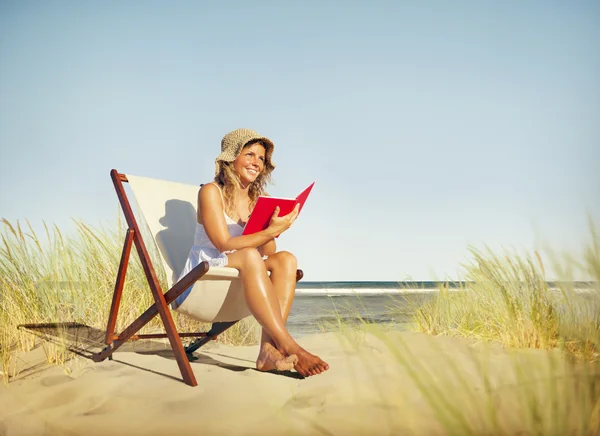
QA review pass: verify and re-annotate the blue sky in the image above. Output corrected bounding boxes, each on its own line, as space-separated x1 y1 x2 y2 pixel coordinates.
1 1 598 281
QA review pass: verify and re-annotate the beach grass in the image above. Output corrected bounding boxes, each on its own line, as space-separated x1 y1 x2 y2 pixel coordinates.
343 325 600 435
322 223 600 433
0 218 257 384
328 280 599 434
379 222 599 432
402 225 600 362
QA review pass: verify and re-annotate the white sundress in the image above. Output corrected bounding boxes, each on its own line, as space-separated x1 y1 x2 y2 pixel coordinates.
173 183 245 309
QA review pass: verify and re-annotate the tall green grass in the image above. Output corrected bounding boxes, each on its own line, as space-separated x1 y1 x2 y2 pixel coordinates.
327 223 599 433
350 326 600 435
407 224 600 362
0 218 258 384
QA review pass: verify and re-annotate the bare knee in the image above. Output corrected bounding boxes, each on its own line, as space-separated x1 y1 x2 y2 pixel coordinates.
271 251 298 275
236 247 265 269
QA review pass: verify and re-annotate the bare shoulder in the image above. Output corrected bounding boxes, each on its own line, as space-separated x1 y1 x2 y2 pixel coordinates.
198 182 221 205
199 182 219 194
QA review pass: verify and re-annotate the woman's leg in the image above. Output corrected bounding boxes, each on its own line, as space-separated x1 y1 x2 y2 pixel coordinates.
226 248 329 376
255 251 299 370
260 251 297 344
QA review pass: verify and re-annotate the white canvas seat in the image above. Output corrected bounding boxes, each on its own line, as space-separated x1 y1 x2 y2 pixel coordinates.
126 174 252 323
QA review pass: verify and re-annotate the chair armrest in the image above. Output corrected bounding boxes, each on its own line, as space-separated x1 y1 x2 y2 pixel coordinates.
164 261 210 305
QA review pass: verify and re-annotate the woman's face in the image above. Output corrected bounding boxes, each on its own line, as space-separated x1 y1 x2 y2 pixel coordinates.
233 141 266 186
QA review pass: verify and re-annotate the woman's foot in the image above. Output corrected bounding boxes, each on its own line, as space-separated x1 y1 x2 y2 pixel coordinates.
256 342 298 371
283 346 329 377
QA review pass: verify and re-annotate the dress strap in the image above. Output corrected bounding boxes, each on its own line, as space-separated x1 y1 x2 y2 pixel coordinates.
211 182 226 209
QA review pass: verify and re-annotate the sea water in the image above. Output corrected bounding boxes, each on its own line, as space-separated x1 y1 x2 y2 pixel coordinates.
287 281 444 337
287 281 597 337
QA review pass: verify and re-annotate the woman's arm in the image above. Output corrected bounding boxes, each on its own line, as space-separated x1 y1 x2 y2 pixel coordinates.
258 239 277 256
199 184 296 253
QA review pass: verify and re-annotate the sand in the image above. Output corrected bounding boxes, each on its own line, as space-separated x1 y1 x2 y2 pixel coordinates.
0 328 597 435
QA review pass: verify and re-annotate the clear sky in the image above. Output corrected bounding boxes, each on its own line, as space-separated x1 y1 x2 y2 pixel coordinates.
1 1 598 281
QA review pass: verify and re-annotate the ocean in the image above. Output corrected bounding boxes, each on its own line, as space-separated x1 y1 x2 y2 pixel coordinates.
287 281 444 337
287 280 597 337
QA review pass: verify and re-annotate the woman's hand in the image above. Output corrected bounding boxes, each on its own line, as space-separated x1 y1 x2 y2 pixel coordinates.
267 204 300 237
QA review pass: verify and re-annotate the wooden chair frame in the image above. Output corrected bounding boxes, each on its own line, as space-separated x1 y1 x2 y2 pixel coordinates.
93 169 302 387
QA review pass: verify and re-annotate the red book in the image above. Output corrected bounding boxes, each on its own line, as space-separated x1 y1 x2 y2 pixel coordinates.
242 182 315 236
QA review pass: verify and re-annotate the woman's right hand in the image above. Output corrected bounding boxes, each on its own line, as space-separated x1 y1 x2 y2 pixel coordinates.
267 204 300 237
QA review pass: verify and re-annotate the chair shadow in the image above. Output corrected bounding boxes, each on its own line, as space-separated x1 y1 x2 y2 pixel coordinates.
18 322 303 380
136 348 248 372
200 350 305 379
141 348 304 379
18 322 109 360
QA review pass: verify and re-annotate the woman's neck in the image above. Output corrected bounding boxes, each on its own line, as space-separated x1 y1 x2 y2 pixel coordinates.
235 186 250 200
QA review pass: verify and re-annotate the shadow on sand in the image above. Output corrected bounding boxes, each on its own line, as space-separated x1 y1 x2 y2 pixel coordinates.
17 322 302 381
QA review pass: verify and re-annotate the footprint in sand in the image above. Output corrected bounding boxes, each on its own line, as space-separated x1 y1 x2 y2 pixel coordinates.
40 374 73 387
36 385 109 415
36 387 81 409
286 388 331 409
82 397 131 416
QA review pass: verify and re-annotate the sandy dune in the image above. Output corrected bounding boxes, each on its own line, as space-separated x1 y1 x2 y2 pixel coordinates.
1 329 596 435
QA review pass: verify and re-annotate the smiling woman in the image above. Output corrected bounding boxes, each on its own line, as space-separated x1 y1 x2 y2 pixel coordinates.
173 128 329 377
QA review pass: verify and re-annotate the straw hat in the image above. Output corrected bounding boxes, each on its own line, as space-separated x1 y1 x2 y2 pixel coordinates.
215 128 276 176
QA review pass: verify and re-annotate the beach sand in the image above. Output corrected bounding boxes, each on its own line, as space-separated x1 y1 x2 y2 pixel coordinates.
1 329 596 435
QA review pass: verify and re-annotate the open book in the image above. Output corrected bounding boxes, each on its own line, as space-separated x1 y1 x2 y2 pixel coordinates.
242 182 315 235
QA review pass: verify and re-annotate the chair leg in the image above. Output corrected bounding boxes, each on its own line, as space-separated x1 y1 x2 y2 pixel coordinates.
185 321 239 358
105 229 134 345
95 289 199 386
158 304 198 386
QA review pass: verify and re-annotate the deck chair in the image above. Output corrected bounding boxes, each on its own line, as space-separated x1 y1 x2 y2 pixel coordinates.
94 170 303 386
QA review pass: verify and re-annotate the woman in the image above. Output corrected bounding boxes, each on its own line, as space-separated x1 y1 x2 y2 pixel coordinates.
177 128 329 377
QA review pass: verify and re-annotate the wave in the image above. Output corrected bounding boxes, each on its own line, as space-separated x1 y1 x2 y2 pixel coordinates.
295 287 451 296
295 286 597 296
